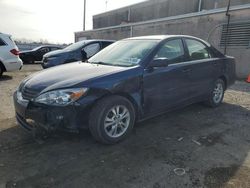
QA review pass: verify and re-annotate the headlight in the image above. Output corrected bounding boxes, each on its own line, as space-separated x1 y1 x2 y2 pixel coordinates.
34 88 88 106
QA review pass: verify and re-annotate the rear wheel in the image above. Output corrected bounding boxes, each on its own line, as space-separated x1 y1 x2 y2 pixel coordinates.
89 95 135 144
205 79 225 107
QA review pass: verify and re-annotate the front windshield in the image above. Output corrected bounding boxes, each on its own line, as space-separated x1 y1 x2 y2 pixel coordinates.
64 41 86 51
88 39 159 67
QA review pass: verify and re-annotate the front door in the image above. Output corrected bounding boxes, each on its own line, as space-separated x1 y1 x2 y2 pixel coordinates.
143 38 191 115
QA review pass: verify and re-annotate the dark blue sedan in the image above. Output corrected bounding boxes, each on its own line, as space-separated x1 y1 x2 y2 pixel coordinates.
14 35 235 144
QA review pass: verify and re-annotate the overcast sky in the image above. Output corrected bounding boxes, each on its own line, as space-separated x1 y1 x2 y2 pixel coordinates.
0 0 145 44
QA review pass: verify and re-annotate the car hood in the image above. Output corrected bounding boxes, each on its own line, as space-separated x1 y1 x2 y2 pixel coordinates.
23 62 129 93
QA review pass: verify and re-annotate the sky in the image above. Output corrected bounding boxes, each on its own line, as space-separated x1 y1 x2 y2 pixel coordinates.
0 0 145 44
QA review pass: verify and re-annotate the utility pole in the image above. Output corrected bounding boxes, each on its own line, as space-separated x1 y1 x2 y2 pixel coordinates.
105 0 108 11
83 0 86 31
224 0 231 55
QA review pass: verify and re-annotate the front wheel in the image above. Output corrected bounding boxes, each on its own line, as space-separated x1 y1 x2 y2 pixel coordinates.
89 95 135 144
205 79 225 107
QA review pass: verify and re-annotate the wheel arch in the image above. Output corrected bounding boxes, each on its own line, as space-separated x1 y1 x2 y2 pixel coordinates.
218 75 228 89
113 92 141 120
90 91 141 121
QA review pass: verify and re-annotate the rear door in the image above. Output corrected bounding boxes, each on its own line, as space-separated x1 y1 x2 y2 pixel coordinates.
0 37 8 61
143 38 192 115
183 38 219 98
36 47 50 61
0 35 16 62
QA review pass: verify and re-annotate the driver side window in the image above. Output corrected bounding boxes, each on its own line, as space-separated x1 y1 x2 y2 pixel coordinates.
83 43 100 58
154 39 185 64
39 47 49 53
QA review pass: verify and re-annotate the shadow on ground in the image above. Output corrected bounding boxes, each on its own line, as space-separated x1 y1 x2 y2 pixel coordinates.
0 75 12 81
0 102 250 188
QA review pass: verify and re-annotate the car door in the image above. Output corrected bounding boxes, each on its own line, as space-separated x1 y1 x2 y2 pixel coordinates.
143 38 192 115
37 47 50 61
183 38 218 99
0 37 8 61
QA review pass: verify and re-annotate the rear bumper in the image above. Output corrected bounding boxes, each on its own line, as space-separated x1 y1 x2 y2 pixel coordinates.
4 58 23 71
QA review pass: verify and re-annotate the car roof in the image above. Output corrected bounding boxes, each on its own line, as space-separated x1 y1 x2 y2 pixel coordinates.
37 45 63 48
124 35 211 46
80 39 115 43
0 32 11 37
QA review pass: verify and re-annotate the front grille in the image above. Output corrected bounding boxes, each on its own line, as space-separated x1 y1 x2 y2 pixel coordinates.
21 87 39 100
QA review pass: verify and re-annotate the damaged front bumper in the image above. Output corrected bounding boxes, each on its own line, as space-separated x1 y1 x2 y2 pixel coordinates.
13 91 93 133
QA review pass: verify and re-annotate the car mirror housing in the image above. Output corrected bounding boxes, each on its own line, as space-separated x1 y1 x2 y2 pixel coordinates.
149 58 170 68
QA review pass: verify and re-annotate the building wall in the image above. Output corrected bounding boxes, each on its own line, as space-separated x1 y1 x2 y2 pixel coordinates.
93 0 250 29
202 0 250 9
75 6 250 78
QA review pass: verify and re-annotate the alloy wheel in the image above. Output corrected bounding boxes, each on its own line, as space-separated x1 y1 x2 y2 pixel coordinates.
104 105 130 138
213 82 224 104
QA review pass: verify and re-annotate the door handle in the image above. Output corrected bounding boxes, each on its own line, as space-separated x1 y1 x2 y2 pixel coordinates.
182 68 191 73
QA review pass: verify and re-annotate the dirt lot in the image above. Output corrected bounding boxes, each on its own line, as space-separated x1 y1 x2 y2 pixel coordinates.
0 65 250 188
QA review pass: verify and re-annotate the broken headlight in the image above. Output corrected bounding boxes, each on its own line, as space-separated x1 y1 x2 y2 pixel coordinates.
35 88 88 106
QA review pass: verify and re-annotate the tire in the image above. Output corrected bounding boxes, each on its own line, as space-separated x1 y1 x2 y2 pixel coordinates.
0 66 2 77
89 95 136 144
205 79 225 107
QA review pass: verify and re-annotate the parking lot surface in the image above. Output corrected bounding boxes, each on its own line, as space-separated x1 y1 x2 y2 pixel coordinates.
0 65 250 188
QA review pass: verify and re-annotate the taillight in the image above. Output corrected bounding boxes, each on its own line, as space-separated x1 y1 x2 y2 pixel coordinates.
10 49 20 56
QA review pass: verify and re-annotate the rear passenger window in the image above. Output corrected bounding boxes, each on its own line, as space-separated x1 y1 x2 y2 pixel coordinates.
154 39 185 64
186 39 210 60
0 38 6 46
39 48 49 53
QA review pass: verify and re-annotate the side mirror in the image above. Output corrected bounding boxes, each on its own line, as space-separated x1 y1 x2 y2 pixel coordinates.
149 58 170 68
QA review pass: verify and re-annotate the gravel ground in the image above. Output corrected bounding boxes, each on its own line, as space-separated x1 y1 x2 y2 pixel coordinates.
0 65 249 188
